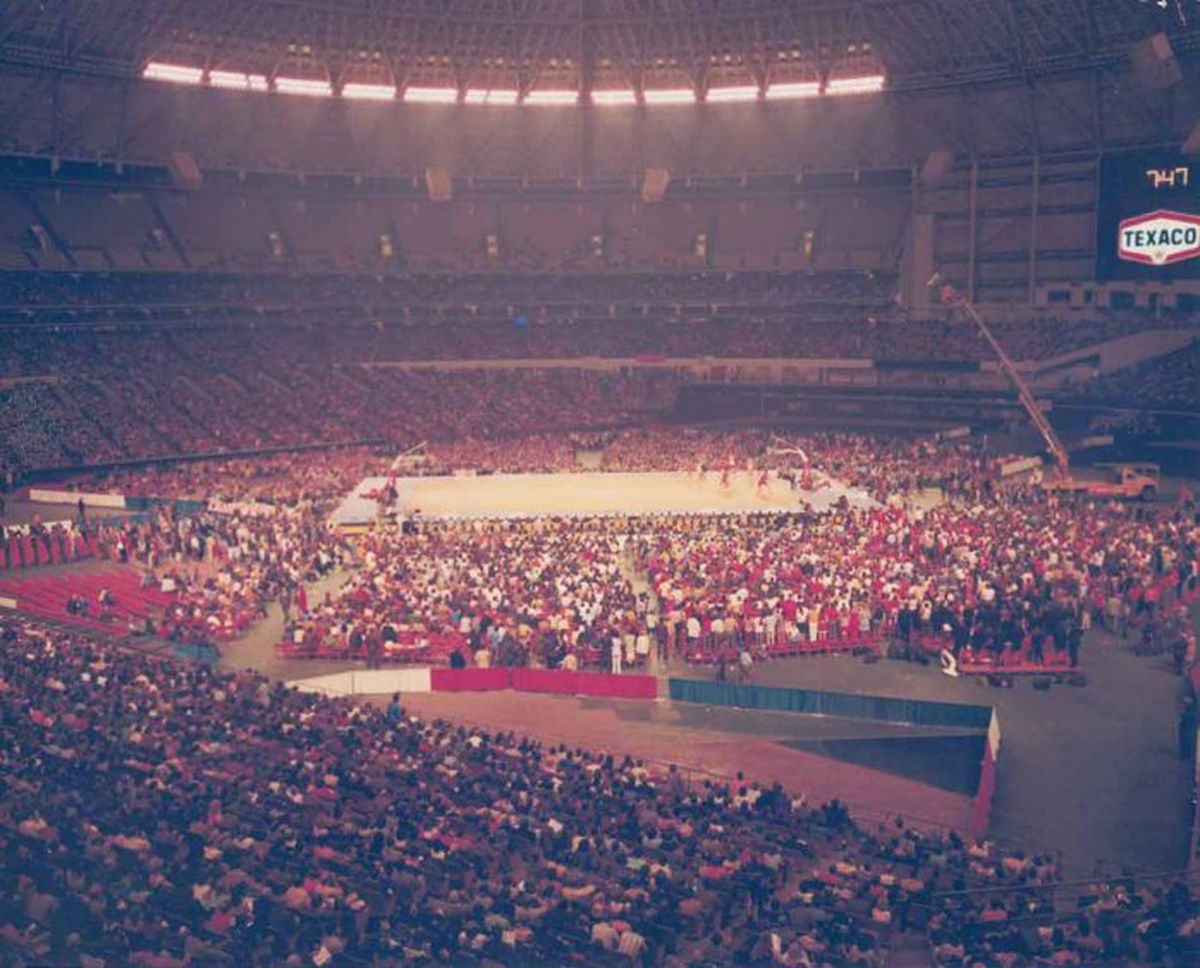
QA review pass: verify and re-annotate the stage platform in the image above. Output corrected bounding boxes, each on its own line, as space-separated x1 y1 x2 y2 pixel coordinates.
330 470 876 525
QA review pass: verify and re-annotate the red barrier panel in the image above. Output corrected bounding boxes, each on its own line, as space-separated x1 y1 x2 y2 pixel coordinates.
959 657 1074 676
430 668 511 692
430 667 658 700
510 667 578 695
575 671 658 700
970 746 997 838
510 667 657 700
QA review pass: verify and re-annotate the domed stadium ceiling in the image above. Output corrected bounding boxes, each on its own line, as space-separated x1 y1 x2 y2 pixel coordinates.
2 0 1198 94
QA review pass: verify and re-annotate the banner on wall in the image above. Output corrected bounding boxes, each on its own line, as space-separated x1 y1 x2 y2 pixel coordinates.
206 498 275 517
28 488 125 509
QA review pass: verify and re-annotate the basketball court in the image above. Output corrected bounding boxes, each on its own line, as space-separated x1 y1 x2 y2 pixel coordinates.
330 469 877 525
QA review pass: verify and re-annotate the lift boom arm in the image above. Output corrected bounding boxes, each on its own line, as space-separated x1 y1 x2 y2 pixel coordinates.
936 279 1070 475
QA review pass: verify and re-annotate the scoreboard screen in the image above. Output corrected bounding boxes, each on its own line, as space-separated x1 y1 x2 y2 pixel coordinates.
1095 150 1200 282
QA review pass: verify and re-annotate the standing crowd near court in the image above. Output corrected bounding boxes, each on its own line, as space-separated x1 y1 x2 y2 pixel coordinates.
23 433 1190 681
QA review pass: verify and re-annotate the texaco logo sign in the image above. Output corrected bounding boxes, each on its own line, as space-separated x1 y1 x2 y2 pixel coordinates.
1118 210 1200 266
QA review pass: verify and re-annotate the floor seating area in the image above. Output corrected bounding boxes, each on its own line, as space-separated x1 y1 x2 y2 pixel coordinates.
0 564 174 636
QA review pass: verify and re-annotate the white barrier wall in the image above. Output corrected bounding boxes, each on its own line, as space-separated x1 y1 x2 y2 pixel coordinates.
287 667 432 698
28 488 126 509
1000 456 1043 478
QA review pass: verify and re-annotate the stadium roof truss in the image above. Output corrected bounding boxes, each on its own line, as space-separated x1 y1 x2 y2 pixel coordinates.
1 0 1198 96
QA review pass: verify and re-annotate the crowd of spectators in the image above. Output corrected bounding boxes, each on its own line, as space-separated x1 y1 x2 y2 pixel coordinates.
0 383 91 471
639 486 1198 670
599 431 994 503
93 504 348 645
413 431 997 503
1 350 680 478
85 447 394 506
0 268 892 309
422 435 587 476
771 435 998 505
4 297 1198 480
6 312 1194 375
283 519 646 670
599 429 766 475
925 872 1199 967
254 431 1199 677
63 430 995 497
1064 340 1200 411
2 614 1196 967
12 425 1175 679
8 429 996 509
3 406 1200 965
0 270 893 316
4 270 1196 365
9 420 1195 682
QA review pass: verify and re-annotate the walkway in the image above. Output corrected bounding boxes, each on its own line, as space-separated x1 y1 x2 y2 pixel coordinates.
217 566 352 680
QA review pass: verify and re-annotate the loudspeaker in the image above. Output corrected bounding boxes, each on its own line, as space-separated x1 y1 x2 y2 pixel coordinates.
920 149 954 186
425 166 453 202
694 233 708 259
485 233 499 260
168 150 203 190
1182 121 1200 158
641 167 670 203
1131 33 1182 90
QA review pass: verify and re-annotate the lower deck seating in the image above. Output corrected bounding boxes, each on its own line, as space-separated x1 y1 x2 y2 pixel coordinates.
0 564 175 636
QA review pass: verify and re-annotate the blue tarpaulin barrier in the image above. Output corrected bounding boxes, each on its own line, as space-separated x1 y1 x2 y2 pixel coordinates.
668 678 992 729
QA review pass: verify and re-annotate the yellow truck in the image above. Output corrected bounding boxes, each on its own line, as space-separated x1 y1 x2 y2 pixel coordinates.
1041 462 1160 501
